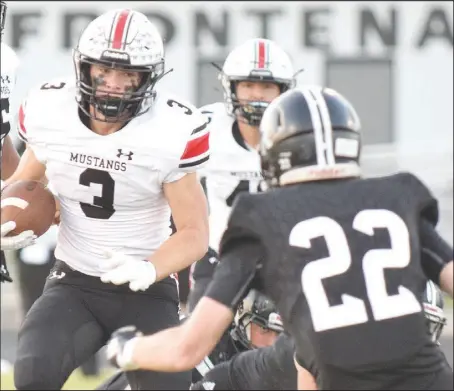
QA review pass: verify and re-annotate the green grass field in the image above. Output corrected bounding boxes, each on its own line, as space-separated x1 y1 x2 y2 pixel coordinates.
0 368 116 390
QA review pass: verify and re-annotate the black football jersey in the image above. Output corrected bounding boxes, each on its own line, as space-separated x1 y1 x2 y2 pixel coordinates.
208 172 446 389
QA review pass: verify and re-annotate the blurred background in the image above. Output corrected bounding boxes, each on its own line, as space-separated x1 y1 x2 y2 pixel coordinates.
1 1 453 389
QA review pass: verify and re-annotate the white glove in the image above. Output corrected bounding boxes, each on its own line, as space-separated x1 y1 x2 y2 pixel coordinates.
1 221 37 251
106 325 142 371
100 250 157 292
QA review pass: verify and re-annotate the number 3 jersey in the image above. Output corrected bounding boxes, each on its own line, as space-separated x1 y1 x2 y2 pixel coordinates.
198 102 262 252
210 173 447 390
1 42 19 154
17 78 209 276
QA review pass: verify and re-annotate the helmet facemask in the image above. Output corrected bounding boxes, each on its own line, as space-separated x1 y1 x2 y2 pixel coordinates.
73 50 165 123
221 71 293 127
423 303 447 344
231 291 284 350
232 311 283 350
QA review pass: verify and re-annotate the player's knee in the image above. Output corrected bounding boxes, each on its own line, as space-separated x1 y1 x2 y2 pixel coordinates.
14 355 65 390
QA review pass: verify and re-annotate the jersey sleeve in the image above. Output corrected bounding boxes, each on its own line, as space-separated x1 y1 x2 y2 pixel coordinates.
203 236 263 310
204 194 265 309
419 218 453 284
177 120 210 171
398 172 439 225
16 95 48 163
163 113 210 183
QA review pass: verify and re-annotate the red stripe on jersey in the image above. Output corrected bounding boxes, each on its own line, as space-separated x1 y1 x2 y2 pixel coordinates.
180 132 209 160
112 10 130 49
257 40 266 69
18 104 26 134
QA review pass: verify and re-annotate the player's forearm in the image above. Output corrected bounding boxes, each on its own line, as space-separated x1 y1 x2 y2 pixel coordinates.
1 136 20 180
439 261 453 297
3 146 46 186
147 227 208 282
132 326 201 372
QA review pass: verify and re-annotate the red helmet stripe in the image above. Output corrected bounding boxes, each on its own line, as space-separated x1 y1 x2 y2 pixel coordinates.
111 9 131 50
257 40 266 69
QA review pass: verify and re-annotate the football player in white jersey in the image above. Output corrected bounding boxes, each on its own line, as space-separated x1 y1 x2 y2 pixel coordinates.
1 1 36 281
187 38 295 311
3 9 209 390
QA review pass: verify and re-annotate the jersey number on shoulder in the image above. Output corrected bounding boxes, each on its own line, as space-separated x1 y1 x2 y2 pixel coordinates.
40 82 66 90
79 168 115 219
167 99 193 115
1 98 10 139
289 209 422 332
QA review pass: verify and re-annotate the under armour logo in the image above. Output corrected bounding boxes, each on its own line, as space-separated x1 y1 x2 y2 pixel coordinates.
49 271 66 280
202 382 215 390
117 149 134 160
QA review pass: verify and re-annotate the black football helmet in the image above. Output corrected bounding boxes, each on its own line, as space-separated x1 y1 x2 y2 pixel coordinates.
1 1 7 35
231 289 284 350
422 280 447 344
259 86 362 187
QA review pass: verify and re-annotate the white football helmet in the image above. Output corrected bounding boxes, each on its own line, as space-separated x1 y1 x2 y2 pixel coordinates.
73 9 166 122
220 38 295 126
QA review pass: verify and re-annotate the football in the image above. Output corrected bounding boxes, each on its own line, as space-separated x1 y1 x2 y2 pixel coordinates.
1 180 57 238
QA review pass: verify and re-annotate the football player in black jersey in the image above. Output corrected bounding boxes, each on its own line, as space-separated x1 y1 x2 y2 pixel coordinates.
97 290 283 390
107 86 453 390
191 280 449 391
104 280 448 391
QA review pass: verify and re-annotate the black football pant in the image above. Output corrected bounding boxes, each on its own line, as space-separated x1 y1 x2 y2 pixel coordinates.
15 244 99 376
190 333 297 390
15 247 55 318
14 260 191 390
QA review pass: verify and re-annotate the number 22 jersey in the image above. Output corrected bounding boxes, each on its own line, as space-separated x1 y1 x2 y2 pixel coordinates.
17 78 209 276
208 173 449 390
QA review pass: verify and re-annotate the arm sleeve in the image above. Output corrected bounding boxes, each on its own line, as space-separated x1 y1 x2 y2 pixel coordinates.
419 218 453 285
203 236 264 310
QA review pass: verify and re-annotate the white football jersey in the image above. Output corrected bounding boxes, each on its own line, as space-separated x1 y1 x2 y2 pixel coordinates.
199 102 262 252
17 78 209 276
1 42 19 153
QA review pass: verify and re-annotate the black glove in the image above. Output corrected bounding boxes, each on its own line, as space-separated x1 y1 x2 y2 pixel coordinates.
106 326 143 371
1 251 13 283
